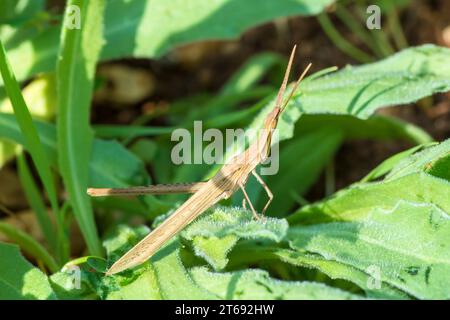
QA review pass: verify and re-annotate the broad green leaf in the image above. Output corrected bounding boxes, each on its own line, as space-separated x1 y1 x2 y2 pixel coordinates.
0 242 55 299
152 241 216 299
273 249 407 299
242 45 450 148
0 75 57 168
181 206 288 270
106 266 161 300
190 235 238 271
1 0 333 86
0 0 45 24
190 267 361 300
288 200 450 299
295 45 450 119
0 113 158 193
0 40 59 215
57 0 105 256
104 225 214 299
386 138 450 181
288 172 450 225
1 74 56 120
361 143 436 182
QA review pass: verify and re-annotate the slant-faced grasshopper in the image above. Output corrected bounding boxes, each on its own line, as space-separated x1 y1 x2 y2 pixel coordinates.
87 45 311 275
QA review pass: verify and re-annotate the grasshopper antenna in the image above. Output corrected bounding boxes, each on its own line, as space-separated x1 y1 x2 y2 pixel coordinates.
280 62 312 113
274 45 297 110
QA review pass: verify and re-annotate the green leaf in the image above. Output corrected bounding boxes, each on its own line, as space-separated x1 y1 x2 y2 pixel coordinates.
1 74 57 120
56 0 105 256
103 225 214 299
103 225 150 260
361 143 436 182
260 128 343 215
181 206 288 270
50 270 97 300
152 241 216 299
288 172 450 225
0 222 59 274
0 242 55 299
284 142 450 298
191 235 238 271
288 200 450 299
386 138 450 181
0 75 57 168
0 41 59 217
190 267 361 299
182 206 288 241
0 0 45 24
17 154 58 255
1 0 333 86
237 45 450 152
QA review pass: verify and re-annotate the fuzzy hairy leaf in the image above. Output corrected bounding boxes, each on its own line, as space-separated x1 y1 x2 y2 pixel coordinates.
273 249 407 299
288 200 450 299
288 173 450 225
102 226 214 299
182 206 288 241
190 267 361 300
260 128 343 215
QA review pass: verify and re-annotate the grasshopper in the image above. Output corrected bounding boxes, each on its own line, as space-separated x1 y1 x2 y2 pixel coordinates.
87 45 311 275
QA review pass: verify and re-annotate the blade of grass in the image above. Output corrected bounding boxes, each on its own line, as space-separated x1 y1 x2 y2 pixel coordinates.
0 41 65 261
0 43 59 213
0 222 59 273
387 8 408 50
56 0 105 256
17 153 58 256
317 12 374 63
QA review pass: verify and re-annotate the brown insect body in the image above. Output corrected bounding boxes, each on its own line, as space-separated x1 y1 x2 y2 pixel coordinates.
90 45 312 275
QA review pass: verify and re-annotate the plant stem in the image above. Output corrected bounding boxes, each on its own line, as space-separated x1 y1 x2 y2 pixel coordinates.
335 5 384 58
387 8 408 50
317 13 374 63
